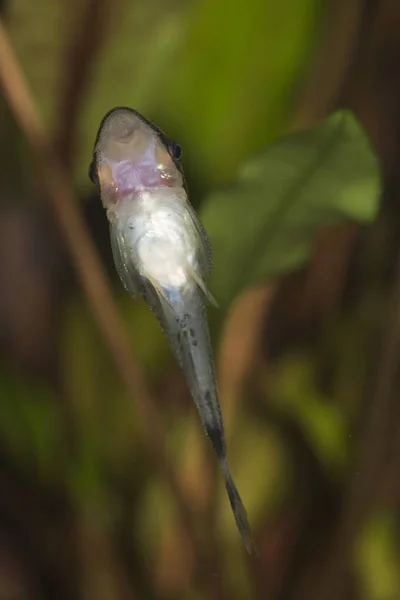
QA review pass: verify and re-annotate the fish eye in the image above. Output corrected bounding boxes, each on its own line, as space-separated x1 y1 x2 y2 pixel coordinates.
88 157 99 185
168 139 182 161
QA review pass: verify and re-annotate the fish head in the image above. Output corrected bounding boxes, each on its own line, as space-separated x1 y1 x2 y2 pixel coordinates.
89 107 184 209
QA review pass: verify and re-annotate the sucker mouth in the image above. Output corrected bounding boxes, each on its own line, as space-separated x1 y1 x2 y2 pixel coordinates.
98 155 182 205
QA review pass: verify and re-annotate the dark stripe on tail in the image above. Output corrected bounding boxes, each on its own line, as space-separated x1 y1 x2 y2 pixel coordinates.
223 464 257 555
205 420 257 554
205 422 226 462
203 388 226 460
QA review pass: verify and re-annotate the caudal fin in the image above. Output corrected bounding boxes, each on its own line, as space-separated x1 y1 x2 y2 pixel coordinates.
220 460 257 555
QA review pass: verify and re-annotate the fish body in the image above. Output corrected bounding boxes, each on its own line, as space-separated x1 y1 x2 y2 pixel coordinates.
89 107 254 553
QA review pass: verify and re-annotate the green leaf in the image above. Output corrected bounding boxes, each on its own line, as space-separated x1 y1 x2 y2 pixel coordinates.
357 513 400 600
201 110 381 310
157 0 322 187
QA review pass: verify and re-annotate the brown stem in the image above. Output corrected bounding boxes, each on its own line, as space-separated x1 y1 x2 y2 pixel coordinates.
76 511 137 600
313 246 400 600
297 2 400 598
291 0 366 129
55 0 118 168
0 19 228 599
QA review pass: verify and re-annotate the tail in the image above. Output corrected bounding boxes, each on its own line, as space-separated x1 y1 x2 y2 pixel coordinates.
204 418 256 555
220 459 257 555
145 280 256 553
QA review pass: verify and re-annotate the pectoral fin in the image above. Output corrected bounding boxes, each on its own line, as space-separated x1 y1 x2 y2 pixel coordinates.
184 258 219 308
110 223 140 298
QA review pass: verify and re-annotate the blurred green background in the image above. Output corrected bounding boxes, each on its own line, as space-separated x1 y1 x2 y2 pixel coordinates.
0 0 399 599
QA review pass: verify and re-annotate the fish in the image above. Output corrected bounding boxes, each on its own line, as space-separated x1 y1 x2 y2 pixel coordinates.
89 107 255 553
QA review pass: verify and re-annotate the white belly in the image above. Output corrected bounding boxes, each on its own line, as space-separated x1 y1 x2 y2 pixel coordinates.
125 192 197 288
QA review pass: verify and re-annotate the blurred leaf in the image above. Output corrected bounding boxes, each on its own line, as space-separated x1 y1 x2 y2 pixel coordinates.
67 429 109 508
8 0 322 189
217 417 287 539
137 478 176 558
7 0 188 188
202 110 381 310
61 297 108 423
7 0 68 128
120 294 171 378
61 294 171 504
329 302 382 416
0 371 65 480
77 1 188 188
7 0 185 127
61 294 169 427
357 513 400 600
268 354 349 475
158 0 322 186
